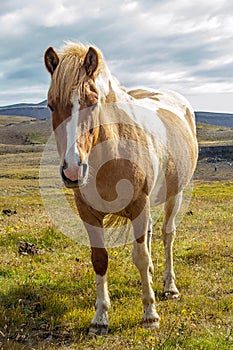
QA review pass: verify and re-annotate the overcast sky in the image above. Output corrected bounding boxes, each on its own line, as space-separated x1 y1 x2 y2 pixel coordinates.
1 0 233 112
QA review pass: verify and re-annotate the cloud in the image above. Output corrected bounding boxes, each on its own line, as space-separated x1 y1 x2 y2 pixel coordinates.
0 0 233 112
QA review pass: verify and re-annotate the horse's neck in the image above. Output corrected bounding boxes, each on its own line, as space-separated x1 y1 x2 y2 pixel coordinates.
96 66 131 104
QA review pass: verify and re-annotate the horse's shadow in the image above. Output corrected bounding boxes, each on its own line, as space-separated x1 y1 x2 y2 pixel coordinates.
0 281 90 347
0 275 169 348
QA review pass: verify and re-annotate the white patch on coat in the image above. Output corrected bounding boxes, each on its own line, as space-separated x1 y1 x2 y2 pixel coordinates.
95 64 129 103
95 66 110 100
90 274 110 327
65 95 80 165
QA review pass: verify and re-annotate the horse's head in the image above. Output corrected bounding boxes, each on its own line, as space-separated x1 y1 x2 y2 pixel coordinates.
44 44 101 188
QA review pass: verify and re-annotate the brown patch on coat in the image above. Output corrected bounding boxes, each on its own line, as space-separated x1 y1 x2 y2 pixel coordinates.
74 189 104 225
96 158 149 203
91 247 108 276
87 119 154 207
128 89 162 101
185 107 196 136
79 75 99 110
156 108 198 199
136 234 145 243
49 100 72 131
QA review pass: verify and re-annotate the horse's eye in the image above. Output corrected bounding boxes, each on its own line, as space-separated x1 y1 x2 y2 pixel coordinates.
48 104 55 112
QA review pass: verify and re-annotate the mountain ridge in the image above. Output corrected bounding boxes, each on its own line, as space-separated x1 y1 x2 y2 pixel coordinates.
0 100 50 119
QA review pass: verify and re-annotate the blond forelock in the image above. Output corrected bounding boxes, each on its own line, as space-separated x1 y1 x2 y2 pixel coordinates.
49 42 103 106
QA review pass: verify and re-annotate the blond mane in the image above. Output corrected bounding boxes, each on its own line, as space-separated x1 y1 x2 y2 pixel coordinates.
49 42 104 106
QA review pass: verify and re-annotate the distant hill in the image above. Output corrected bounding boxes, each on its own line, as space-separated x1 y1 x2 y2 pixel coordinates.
195 111 233 128
0 101 233 128
0 100 50 119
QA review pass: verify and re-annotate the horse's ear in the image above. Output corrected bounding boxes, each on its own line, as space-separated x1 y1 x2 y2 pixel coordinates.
44 47 59 75
84 47 99 76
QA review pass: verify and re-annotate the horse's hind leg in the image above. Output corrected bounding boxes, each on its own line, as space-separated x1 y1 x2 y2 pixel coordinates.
132 199 159 328
162 191 183 299
147 215 154 275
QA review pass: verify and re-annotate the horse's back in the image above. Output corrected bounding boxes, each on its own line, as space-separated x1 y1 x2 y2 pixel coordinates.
128 88 196 136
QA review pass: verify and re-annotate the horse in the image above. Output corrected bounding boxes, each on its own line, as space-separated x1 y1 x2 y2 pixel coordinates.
44 42 198 334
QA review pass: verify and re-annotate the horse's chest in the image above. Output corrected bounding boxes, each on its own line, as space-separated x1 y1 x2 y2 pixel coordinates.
80 158 147 213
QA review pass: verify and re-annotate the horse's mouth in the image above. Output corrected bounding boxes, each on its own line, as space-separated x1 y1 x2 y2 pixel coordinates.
60 163 88 188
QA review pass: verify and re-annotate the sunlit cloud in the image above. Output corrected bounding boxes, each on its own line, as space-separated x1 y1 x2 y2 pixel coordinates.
0 0 233 112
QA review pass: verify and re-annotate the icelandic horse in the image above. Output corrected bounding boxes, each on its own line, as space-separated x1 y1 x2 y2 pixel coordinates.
44 42 198 334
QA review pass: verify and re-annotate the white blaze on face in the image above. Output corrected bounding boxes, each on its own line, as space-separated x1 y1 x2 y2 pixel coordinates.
65 96 80 166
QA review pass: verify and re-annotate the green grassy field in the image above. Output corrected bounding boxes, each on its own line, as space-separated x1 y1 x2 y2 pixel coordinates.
0 118 233 349
196 123 233 146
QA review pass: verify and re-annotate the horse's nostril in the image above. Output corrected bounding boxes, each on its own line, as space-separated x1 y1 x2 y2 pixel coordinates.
81 163 88 179
63 160 68 170
60 163 88 188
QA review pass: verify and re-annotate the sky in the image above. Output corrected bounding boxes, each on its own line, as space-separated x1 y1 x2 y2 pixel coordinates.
1 0 233 113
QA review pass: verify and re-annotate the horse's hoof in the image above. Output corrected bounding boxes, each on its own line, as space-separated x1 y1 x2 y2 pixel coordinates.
89 324 108 336
143 318 160 329
164 291 181 300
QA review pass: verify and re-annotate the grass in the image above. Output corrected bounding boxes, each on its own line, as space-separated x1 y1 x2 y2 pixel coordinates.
0 116 32 127
196 123 233 146
0 115 51 147
0 145 233 349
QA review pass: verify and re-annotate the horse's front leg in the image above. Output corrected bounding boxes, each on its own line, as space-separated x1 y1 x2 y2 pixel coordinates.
132 198 160 328
74 194 110 335
84 223 110 335
89 246 110 335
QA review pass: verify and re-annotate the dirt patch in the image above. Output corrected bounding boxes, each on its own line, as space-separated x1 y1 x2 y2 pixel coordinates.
194 161 233 181
0 117 51 145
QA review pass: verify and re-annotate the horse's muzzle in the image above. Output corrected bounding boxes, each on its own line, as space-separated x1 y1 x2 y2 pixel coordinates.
60 162 88 188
